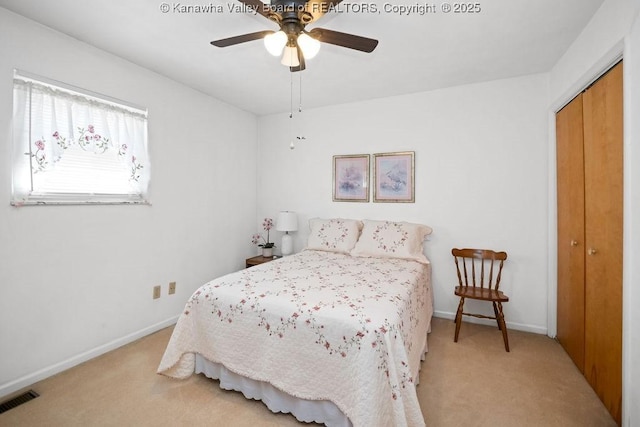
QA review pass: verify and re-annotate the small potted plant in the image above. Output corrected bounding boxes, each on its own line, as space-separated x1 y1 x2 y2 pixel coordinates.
252 217 276 257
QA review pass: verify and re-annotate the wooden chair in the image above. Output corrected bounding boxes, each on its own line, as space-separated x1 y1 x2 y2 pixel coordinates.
452 248 510 352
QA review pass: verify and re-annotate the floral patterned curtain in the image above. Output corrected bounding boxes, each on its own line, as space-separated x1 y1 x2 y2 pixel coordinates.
11 72 150 205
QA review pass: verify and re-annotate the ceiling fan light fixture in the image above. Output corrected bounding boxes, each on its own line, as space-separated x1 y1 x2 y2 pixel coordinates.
297 33 320 59
211 0 379 73
281 46 300 67
264 31 287 56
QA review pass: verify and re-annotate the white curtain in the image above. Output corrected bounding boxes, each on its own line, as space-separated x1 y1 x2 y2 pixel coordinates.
11 73 150 205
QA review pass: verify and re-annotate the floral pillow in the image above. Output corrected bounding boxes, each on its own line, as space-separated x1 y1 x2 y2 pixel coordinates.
306 218 364 254
350 220 432 264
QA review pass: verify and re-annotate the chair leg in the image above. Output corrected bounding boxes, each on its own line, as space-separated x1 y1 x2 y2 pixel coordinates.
496 302 510 352
454 297 465 343
492 302 501 330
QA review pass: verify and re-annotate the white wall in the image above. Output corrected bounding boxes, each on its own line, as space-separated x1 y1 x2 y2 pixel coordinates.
257 73 550 334
550 0 637 103
624 11 640 427
0 8 258 397
548 0 640 424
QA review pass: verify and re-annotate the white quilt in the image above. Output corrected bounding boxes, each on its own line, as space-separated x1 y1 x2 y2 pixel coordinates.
157 250 432 427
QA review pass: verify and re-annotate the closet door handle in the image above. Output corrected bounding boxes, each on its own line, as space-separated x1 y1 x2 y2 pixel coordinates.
570 240 579 247
588 248 598 255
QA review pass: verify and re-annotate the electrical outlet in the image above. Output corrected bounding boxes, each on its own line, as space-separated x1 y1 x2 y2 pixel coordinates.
169 281 176 295
153 285 161 299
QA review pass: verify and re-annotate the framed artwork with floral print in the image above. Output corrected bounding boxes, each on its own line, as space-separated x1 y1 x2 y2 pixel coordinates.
373 151 415 203
332 154 370 202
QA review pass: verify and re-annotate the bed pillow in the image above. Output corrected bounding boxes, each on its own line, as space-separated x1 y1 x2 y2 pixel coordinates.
306 218 364 254
350 220 432 263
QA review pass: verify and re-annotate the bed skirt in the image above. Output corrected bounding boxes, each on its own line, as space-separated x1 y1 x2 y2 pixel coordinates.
193 335 429 427
195 354 351 426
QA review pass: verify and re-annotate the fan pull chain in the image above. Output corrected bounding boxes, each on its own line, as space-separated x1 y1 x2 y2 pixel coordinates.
289 71 295 149
289 69 305 150
289 116 295 150
299 72 303 113
289 71 294 119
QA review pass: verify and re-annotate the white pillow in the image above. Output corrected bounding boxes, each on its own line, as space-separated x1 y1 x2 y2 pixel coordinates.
350 220 432 263
306 218 363 254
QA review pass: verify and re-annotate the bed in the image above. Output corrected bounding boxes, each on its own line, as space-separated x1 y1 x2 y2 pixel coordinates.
158 219 433 427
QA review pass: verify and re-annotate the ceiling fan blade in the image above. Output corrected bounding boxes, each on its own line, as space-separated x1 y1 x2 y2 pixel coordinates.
211 30 274 48
290 45 306 72
237 0 271 19
304 0 344 23
309 28 378 53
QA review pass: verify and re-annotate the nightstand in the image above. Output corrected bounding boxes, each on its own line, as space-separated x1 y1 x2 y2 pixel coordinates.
245 255 279 268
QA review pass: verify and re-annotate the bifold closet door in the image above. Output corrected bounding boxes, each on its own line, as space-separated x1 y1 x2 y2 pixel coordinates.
556 61 623 425
582 62 623 425
555 93 586 373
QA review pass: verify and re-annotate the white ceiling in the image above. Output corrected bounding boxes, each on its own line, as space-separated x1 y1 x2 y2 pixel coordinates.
0 0 604 116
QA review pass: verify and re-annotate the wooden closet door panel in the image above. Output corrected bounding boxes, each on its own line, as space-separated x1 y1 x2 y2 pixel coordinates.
555 94 586 372
583 61 623 425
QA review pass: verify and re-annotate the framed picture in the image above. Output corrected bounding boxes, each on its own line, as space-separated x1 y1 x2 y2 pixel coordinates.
373 151 415 203
332 154 370 202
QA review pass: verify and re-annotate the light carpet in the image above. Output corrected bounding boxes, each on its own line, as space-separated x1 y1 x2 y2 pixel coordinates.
0 317 616 426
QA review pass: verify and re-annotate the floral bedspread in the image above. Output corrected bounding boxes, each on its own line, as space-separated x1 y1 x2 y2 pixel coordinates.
157 250 432 427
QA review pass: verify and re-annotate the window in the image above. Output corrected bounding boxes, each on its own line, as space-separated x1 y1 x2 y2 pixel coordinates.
11 70 150 205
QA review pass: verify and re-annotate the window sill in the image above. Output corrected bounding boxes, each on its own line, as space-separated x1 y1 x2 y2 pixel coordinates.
11 193 150 206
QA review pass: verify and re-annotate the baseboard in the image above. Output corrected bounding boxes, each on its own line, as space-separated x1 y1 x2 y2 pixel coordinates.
0 315 179 399
433 311 547 335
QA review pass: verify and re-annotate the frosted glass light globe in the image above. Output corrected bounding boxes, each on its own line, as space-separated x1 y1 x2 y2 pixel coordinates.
264 31 287 56
297 33 320 59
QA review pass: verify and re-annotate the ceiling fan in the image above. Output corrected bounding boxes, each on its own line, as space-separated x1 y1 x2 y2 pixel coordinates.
211 0 379 72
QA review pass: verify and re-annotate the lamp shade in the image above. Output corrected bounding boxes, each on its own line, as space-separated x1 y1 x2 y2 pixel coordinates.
281 46 300 67
276 211 298 232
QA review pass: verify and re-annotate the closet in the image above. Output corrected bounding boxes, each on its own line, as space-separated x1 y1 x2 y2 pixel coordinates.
556 61 623 425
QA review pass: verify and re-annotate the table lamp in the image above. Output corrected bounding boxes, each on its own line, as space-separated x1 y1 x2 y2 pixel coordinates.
276 211 298 256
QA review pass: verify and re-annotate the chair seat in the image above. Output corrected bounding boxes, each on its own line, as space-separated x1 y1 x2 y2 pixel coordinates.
455 286 509 302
